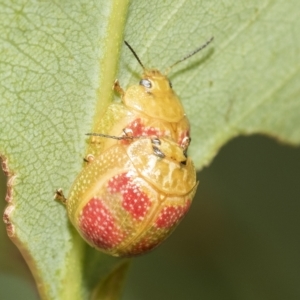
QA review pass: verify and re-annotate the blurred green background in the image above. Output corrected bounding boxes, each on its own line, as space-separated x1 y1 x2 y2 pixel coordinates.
1 135 300 300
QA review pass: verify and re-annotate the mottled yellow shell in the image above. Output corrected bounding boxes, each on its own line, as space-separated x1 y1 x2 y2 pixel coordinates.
57 38 216 256
66 138 197 257
123 69 185 123
127 138 196 195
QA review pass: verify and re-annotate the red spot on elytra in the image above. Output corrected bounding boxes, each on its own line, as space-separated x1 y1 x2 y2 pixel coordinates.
79 198 124 249
121 118 161 145
130 238 160 255
155 201 191 229
108 173 152 220
107 172 130 193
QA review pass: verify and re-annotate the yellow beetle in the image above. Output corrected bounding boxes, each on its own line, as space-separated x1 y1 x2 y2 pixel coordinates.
56 37 213 256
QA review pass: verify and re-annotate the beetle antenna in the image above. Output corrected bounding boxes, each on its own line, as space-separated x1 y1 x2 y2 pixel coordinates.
124 40 145 70
86 132 145 140
166 37 214 73
86 132 132 140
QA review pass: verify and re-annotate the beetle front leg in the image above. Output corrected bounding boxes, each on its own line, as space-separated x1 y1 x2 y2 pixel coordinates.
113 79 125 97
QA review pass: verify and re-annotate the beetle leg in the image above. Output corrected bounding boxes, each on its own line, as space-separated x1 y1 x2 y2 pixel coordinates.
113 79 125 97
84 154 95 163
122 128 133 138
181 136 191 151
152 145 166 158
151 138 166 158
54 188 67 204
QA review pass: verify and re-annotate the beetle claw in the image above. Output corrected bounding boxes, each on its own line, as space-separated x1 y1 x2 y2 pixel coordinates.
54 188 67 204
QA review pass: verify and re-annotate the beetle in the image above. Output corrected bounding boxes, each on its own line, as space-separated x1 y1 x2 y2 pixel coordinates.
56 37 213 256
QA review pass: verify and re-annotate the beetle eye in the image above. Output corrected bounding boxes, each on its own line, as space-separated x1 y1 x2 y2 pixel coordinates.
169 80 172 88
140 79 152 89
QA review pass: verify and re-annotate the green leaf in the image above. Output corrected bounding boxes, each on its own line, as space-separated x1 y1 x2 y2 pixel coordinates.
0 0 299 299
0 0 130 299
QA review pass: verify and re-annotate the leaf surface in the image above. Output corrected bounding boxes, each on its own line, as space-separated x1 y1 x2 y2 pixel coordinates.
0 0 299 299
